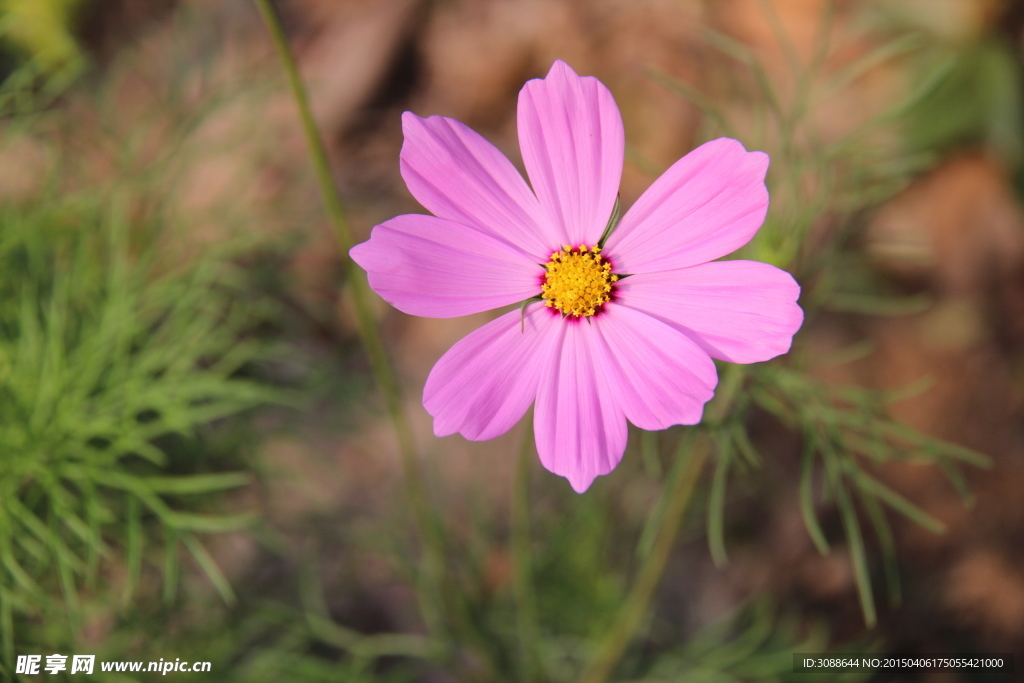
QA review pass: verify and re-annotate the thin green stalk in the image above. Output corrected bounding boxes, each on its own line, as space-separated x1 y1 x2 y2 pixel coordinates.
254 0 447 633
640 429 661 478
577 433 711 683
512 420 540 681
577 366 746 683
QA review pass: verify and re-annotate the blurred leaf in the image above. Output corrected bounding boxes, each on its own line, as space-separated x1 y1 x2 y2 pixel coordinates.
825 292 932 316
861 495 901 607
904 40 1024 163
800 442 830 555
182 534 236 606
0 0 86 76
851 470 945 534
640 429 662 479
0 92 279 658
707 432 733 567
140 472 253 495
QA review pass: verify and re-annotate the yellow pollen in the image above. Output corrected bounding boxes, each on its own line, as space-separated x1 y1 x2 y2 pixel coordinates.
541 244 618 317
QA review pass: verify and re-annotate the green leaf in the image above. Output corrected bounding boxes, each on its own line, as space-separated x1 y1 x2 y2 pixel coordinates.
821 438 876 627
6 498 85 573
163 511 257 533
800 443 830 555
700 27 784 121
852 470 946 534
825 292 932 316
163 527 179 606
140 472 253 495
818 33 924 101
598 194 621 247
0 586 12 676
123 495 142 607
937 460 975 507
636 435 694 561
182 533 236 606
861 495 901 607
519 296 543 332
707 433 732 567
731 424 762 469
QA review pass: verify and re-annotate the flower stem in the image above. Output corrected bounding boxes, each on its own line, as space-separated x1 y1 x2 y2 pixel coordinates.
254 0 447 635
576 365 745 683
512 419 540 680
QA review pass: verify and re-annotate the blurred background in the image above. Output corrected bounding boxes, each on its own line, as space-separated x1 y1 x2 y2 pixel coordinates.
1 0 1023 681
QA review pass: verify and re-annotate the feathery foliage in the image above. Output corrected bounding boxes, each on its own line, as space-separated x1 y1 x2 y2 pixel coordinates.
0 76 279 676
654 2 993 633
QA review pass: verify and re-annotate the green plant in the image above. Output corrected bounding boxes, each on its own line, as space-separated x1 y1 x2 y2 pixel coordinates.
0 109 280 678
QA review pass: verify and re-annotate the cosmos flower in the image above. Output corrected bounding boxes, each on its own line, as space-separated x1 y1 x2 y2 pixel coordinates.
351 60 803 492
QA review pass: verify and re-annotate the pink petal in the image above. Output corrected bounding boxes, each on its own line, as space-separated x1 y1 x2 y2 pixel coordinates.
603 138 769 273
424 305 559 440
618 260 803 363
350 214 541 318
399 112 555 260
533 315 627 493
592 304 718 431
518 60 624 247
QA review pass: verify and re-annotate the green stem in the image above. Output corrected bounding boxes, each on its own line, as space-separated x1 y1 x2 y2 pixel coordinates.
576 366 745 683
254 0 447 634
512 420 540 681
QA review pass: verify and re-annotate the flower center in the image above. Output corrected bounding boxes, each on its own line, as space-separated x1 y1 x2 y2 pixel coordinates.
541 244 619 317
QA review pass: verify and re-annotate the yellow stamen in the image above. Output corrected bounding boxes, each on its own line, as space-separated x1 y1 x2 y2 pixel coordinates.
540 244 617 317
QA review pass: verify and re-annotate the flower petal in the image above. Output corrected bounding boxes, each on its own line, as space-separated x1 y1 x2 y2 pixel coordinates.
617 260 803 363
399 112 555 260
350 214 541 318
603 138 769 273
518 60 624 247
533 315 627 493
592 304 718 431
424 305 559 440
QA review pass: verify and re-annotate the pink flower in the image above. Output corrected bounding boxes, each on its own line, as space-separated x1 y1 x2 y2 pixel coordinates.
351 61 803 492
